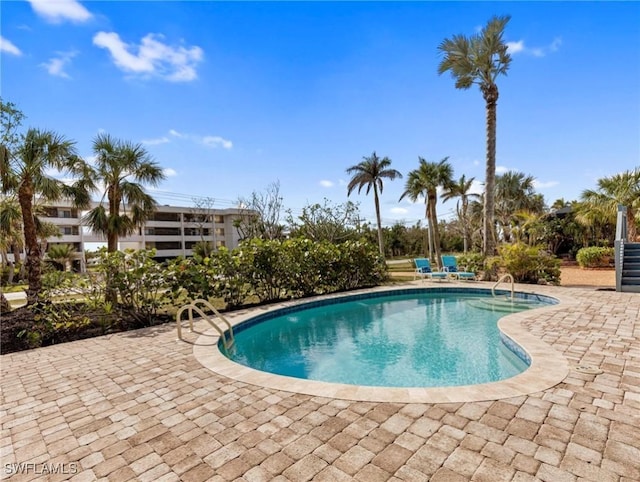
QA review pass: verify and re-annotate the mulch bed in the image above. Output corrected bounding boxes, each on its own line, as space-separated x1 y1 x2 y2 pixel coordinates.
1 303 173 355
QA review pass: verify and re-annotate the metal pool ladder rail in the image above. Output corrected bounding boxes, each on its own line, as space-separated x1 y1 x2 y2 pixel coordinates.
492 273 515 300
176 298 235 350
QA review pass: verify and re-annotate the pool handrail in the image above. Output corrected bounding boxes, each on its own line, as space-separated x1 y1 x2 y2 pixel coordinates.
492 273 515 300
176 299 235 349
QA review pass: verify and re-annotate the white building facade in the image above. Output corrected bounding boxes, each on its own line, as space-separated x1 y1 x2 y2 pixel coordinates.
38 202 249 262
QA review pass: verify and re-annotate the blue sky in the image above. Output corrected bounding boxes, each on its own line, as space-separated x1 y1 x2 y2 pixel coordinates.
2 1 639 227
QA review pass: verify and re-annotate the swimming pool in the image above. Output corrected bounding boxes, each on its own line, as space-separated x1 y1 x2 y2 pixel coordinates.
222 288 556 388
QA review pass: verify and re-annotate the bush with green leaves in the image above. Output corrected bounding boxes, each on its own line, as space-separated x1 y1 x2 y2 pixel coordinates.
331 239 387 290
488 243 561 285
455 253 486 275
167 237 386 309
241 238 290 303
96 248 169 322
166 247 251 309
575 247 614 268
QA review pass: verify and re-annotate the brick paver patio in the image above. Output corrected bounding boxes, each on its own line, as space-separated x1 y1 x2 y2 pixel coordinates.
1 283 639 481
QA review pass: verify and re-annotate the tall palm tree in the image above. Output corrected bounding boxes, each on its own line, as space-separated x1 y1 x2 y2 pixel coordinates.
441 174 479 253
1 128 91 304
580 167 640 241
438 15 512 257
399 157 453 267
346 152 402 256
83 134 166 253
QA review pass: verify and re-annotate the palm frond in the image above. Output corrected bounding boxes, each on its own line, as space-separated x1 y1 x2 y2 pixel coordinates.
83 205 110 236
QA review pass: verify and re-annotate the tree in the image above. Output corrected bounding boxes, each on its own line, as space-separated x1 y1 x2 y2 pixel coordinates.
286 199 361 243
188 196 216 257
494 171 544 242
47 244 76 272
438 15 512 256
399 157 453 267
83 134 165 254
441 174 479 252
235 181 285 240
580 167 640 241
1 98 25 155
1 129 90 304
0 197 24 270
346 152 402 257
1 100 26 267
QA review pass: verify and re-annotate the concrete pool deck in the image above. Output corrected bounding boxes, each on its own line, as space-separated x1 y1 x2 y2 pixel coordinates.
2 281 639 481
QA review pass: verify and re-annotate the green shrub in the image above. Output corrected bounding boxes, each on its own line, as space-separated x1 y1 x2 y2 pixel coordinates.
96 249 169 322
488 243 561 285
576 247 614 268
455 253 486 274
331 239 387 290
166 237 386 309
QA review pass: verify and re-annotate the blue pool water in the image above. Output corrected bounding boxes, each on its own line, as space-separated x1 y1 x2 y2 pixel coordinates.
224 289 554 388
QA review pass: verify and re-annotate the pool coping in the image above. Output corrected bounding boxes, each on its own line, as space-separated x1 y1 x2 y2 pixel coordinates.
192 283 574 403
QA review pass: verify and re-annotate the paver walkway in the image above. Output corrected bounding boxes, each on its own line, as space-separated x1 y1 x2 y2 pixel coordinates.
1 283 639 481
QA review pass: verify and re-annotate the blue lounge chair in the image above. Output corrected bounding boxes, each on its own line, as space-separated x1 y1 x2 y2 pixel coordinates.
413 258 448 282
441 255 476 280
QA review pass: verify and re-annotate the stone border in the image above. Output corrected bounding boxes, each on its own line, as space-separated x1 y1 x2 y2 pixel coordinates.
192 283 572 403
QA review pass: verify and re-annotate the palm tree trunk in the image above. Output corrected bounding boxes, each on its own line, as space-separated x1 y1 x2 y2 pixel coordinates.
12 245 21 264
429 195 442 269
373 186 384 257
7 261 15 284
373 189 384 258
462 198 469 253
18 180 42 305
425 201 433 261
105 189 119 304
484 89 498 257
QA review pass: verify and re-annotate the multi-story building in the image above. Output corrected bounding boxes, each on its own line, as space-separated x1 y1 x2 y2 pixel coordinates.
35 201 251 267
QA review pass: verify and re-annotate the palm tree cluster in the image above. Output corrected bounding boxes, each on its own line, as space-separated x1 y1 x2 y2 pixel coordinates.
1 99 165 305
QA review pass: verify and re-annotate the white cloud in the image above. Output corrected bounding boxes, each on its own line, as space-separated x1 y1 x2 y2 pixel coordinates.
506 37 562 58
470 179 484 195
141 136 170 146
163 168 177 177
390 207 409 215
28 0 92 23
202 136 232 149
473 159 480 166
532 180 559 189
165 130 232 149
93 31 203 82
41 51 76 79
496 165 510 174
506 40 525 55
0 36 22 56
319 180 334 188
